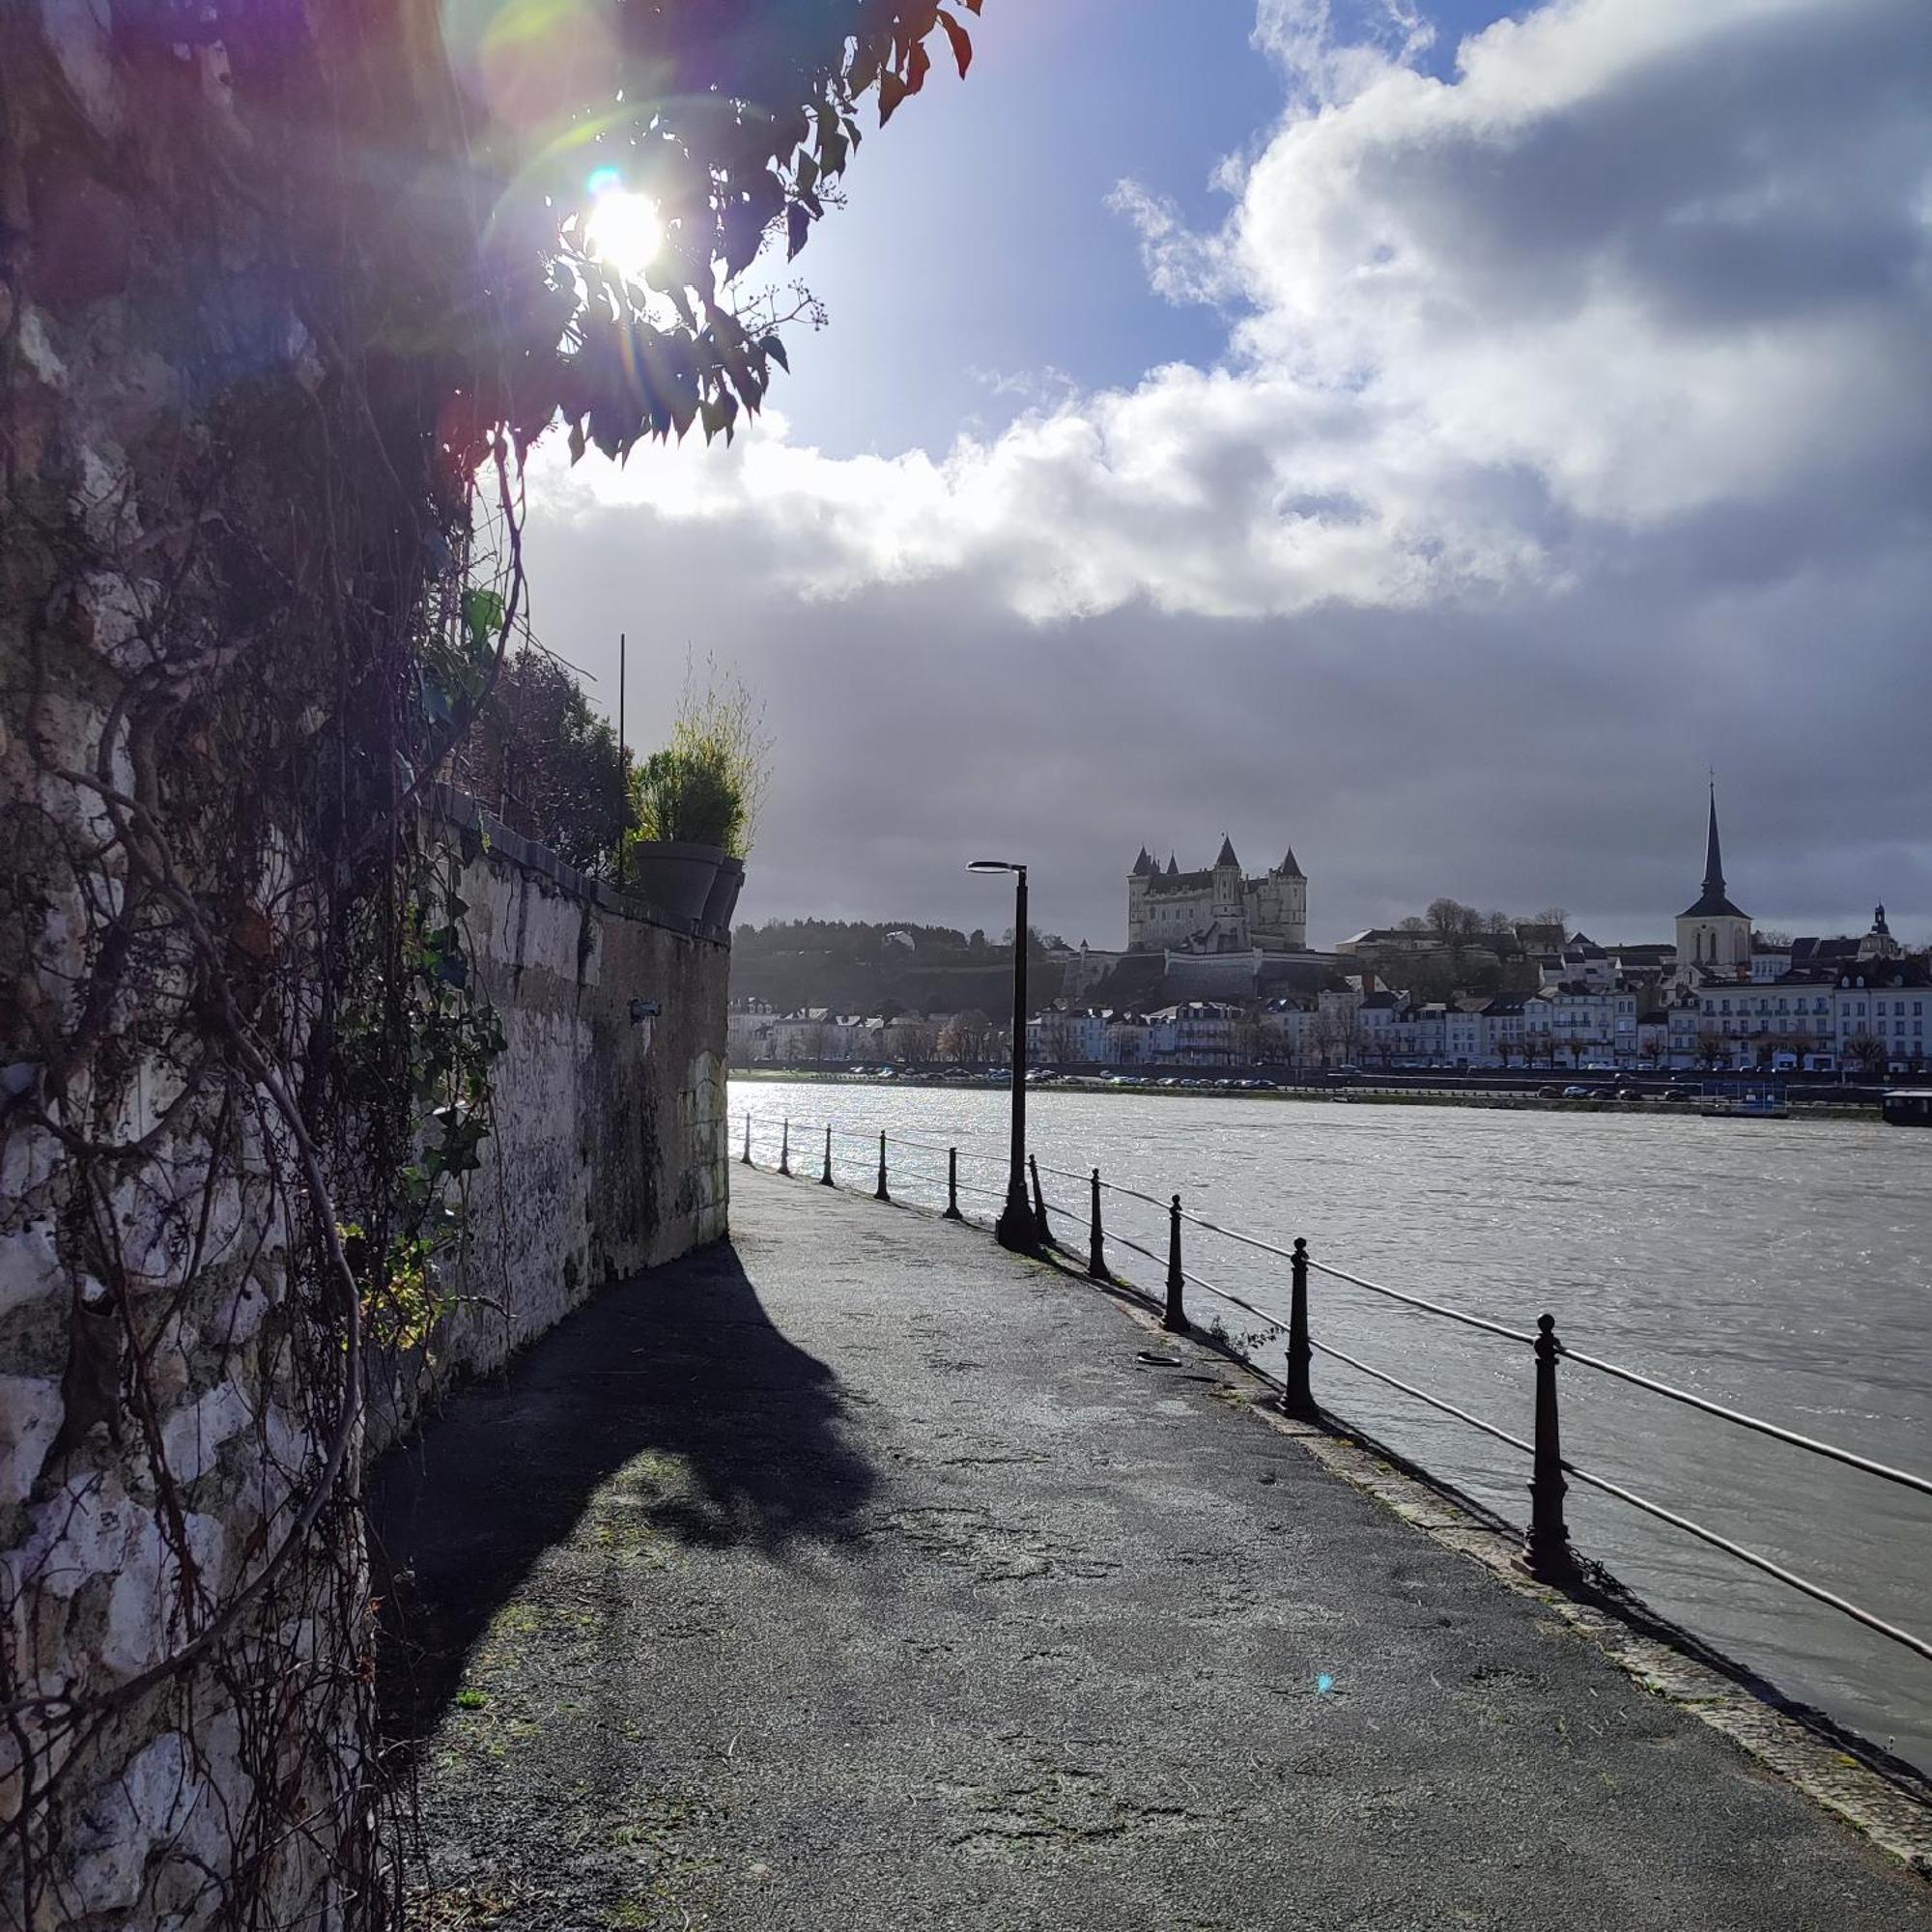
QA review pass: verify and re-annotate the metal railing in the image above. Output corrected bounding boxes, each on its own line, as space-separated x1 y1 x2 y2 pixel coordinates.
736 1108 1932 1669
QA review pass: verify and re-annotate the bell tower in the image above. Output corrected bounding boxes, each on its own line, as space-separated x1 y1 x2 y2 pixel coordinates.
1674 783 1751 980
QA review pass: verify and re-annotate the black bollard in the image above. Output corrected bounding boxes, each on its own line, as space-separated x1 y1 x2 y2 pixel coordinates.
944 1148 963 1220
1524 1314 1578 1583
875 1130 890 1202
1087 1169 1112 1283
741 1109 752 1165
779 1117 791 1177
821 1124 834 1186
1284 1237 1314 1418
1163 1195 1188 1332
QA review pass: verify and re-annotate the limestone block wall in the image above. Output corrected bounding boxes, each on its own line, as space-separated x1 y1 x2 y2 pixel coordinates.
368 791 732 1443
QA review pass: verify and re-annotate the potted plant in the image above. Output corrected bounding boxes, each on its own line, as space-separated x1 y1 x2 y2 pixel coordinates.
623 666 768 930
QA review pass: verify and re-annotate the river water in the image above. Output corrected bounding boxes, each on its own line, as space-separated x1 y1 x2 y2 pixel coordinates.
732 1077 1932 1774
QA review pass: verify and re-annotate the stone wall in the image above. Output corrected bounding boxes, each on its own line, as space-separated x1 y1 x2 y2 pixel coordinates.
369 790 731 1445
2 6 735 1918
0 779 730 1927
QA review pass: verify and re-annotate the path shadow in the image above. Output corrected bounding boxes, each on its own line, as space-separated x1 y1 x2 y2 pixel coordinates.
366 1237 876 1746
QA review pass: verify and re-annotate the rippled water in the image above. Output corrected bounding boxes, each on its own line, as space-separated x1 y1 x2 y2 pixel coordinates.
733 1077 1932 1773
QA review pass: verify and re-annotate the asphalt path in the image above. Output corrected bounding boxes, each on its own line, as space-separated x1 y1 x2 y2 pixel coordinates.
374 1169 1931 1930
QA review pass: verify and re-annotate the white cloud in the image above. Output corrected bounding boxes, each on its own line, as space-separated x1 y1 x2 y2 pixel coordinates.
541 0 1930 630
526 0 1932 945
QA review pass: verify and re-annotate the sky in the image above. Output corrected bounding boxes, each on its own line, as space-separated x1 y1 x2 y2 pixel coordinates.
519 0 1932 952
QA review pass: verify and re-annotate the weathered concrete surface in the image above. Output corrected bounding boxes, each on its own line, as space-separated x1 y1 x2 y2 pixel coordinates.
376 1173 1932 1931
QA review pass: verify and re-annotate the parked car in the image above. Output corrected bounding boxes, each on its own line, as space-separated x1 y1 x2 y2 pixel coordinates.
1538 1084 1564 1098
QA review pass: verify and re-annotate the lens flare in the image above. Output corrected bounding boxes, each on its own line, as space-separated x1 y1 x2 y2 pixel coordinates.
582 186 662 282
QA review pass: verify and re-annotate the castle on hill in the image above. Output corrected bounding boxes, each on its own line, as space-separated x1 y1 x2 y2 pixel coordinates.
1127 837 1308 953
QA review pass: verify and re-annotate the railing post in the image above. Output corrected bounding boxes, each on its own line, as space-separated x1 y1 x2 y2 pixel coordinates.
875 1130 890 1202
1525 1313 1578 1584
1285 1237 1314 1418
1029 1154 1054 1249
778 1117 791 1177
741 1109 752 1165
1163 1195 1188 1332
820 1124 834 1186
1087 1169 1112 1282
944 1148 963 1220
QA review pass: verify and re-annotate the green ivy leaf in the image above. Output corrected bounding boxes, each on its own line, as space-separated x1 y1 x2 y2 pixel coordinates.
460 588 505 665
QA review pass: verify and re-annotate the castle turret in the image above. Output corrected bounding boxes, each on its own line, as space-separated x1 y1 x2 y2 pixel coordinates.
1127 847 1154 948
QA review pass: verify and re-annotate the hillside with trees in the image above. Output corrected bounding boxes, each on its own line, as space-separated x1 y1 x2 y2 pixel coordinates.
733 919 1066 1016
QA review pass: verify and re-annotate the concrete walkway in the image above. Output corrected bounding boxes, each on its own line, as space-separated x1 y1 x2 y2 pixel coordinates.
374 1172 1931 1931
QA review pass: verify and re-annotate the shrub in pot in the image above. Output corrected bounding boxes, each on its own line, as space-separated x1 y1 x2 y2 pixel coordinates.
622 663 767 926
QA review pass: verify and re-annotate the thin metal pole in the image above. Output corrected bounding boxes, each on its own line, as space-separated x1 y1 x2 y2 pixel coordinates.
1087 1169 1112 1282
875 1130 890 1202
1163 1195 1188 1332
741 1109 752 1165
820 1125 834 1186
779 1118 791 1177
944 1148 963 1219
1285 1237 1314 1418
615 630 627 890
1525 1313 1577 1583
995 867 1036 1251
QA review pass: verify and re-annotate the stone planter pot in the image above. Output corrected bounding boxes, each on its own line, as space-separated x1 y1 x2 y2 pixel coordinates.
702 856 745 935
625 840 724 923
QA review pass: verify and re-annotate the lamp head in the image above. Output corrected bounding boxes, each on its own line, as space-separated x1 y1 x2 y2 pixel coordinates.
969 859 1022 875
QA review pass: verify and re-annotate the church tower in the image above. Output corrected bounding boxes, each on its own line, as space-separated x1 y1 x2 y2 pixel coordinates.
1674 784 1751 980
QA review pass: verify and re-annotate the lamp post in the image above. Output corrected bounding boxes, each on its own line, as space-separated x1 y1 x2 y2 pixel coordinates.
970 859 1037 1253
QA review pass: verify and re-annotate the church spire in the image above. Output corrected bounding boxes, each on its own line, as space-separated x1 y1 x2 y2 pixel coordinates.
1702 781 1725 899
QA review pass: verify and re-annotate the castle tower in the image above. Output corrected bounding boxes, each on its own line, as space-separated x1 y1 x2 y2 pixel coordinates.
1674 783 1750 979
1211 835 1243 925
1246 845 1309 952
1127 846 1154 949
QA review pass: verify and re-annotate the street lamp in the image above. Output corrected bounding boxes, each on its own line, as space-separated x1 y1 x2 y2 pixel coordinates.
969 859 1037 1253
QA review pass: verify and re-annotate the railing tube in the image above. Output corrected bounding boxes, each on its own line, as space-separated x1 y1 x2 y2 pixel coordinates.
1163 1195 1188 1332
1029 1154 1053 1249
820 1124 834 1186
741 1109 752 1166
875 1130 890 1202
1525 1313 1578 1583
1285 1237 1314 1418
1087 1169 1112 1282
944 1148 963 1220
778 1117 790 1178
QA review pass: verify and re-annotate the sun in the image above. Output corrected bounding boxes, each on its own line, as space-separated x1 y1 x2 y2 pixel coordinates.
582 185 661 284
